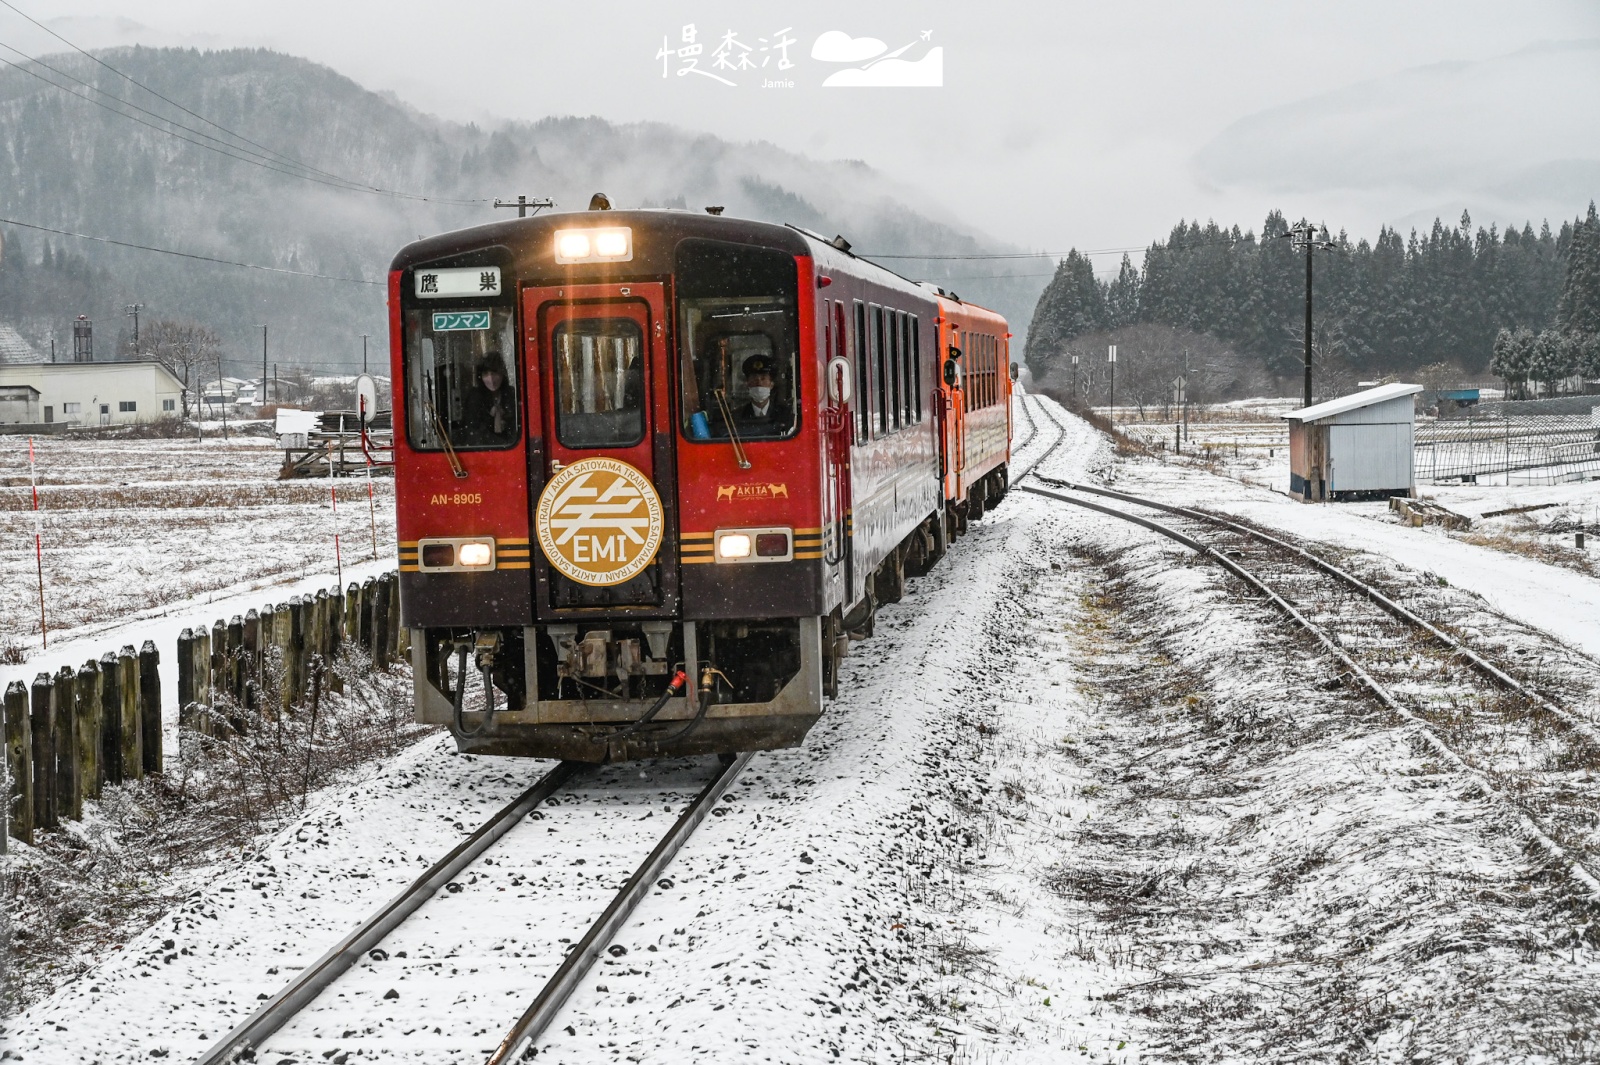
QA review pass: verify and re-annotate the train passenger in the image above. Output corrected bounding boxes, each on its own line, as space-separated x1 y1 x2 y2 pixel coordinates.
462 350 518 445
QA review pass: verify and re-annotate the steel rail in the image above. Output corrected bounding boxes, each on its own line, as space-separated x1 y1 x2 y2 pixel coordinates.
1018 476 1600 902
193 760 584 1065
486 751 755 1064
1022 432 1600 752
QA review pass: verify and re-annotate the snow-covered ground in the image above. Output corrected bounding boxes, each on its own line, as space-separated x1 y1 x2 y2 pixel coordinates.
7 398 1600 1063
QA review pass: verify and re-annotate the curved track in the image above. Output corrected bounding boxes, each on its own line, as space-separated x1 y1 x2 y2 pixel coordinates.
195 753 751 1065
1017 395 1600 903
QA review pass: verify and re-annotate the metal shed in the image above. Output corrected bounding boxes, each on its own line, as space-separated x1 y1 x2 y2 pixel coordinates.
1284 383 1422 501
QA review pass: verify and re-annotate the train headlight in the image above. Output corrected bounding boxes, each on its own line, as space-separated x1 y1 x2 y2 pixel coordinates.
715 532 752 560
554 227 633 265
415 537 496 572
712 528 794 563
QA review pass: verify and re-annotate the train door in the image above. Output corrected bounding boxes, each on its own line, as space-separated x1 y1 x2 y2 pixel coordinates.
822 300 852 589
523 282 679 616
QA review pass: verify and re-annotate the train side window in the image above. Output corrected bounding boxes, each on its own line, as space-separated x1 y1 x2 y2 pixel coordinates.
854 302 869 444
908 311 921 422
909 316 921 423
888 309 901 431
872 304 887 438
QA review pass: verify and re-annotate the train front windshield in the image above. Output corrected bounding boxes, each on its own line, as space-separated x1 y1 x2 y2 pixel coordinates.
675 239 800 443
403 307 519 450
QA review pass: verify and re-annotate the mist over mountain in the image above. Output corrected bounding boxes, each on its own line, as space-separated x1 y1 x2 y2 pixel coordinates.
0 47 1047 374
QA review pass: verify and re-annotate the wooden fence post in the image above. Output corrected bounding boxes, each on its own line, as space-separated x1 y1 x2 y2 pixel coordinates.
5 681 32 845
242 609 260 708
76 662 101 800
227 616 244 703
99 651 121 784
344 582 361 655
118 646 141 782
359 578 376 654
177 628 196 737
140 641 161 776
372 575 391 671
54 666 80 821
195 625 213 734
276 601 295 714
30 673 55 832
386 573 405 661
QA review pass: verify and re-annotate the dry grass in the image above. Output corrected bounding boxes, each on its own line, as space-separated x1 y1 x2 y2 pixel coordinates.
1458 527 1599 578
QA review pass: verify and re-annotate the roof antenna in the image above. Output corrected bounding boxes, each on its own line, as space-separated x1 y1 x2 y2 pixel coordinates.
705 206 724 215
830 235 852 253
588 192 612 211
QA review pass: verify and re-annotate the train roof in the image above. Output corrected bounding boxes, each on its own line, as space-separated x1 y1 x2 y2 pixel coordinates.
389 207 942 305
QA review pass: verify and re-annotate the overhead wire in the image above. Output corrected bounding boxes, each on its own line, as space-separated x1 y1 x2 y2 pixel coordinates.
0 216 382 285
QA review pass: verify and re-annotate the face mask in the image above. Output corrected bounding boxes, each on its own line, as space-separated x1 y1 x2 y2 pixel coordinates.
748 386 772 404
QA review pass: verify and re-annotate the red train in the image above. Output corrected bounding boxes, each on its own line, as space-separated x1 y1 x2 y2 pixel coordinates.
389 205 1013 761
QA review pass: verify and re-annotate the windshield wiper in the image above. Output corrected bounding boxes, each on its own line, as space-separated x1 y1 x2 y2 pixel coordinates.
425 396 469 479
712 388 751 470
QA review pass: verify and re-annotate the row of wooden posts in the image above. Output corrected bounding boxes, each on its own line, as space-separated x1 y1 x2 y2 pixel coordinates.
4 572 405 846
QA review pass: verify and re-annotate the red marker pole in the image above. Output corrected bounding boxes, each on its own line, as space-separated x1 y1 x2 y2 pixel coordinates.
362 395 378 561
28 437 46 648
329 450 343 589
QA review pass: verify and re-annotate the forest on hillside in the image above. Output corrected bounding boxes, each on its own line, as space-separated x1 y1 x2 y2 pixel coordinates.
1026 206 1600 406
0 47 1046 376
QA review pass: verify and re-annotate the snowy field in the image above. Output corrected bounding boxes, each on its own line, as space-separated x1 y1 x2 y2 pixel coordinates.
7 397 1600 1063
0 430 396 658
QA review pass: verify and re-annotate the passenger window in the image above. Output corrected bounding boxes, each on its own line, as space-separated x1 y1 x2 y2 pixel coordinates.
909 317 921 423
888 310 901 431
873 305 887 438
854 302 869 444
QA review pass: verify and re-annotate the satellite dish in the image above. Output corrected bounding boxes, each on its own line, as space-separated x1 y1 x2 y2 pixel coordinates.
355 374 378 424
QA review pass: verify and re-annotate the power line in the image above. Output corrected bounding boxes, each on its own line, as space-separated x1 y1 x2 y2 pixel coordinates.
0 0 490 206
0 216 382 285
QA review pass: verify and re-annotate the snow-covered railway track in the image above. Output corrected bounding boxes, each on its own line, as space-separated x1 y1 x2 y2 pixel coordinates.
196 752 751 1065
1019 397 1600 904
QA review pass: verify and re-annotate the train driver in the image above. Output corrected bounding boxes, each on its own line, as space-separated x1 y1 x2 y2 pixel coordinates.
732 353 792 434
462 350 518 445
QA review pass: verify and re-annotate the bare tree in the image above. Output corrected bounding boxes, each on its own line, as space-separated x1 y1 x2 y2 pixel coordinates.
142 319 220 418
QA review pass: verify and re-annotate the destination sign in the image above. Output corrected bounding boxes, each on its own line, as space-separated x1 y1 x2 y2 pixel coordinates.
415 266 501 298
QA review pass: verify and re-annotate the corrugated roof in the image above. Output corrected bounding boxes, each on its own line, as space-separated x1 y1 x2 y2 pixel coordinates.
0 321 44 364
1284 382 1422 422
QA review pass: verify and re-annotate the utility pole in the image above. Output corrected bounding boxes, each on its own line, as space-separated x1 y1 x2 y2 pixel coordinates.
1107 345 1117 427
124 303 143 357
1280 219 1338 408
360 334 370 374
260 325 268 413
217 353 229 441
493 195 554 219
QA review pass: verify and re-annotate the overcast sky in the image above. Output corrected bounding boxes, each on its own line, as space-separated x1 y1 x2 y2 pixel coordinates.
15 0 1600 273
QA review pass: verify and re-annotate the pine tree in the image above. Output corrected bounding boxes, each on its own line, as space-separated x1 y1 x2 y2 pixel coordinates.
1557 202 1600 336
1106 254 1141 328
1022 250 1109 378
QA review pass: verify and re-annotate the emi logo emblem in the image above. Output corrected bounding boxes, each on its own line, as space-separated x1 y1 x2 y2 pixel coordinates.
535 457 664 586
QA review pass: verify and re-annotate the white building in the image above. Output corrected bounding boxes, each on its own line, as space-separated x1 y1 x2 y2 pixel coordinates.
0 361 187 426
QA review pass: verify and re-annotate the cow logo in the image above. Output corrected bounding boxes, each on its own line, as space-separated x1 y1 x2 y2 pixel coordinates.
536 457 665 586
715 482 789 502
